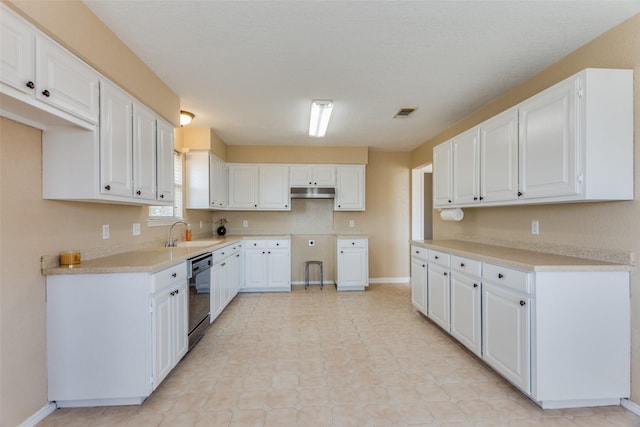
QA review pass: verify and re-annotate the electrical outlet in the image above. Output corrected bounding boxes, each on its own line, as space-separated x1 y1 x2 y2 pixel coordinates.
349 219 355 228
243 220 248 228
102 224 110 239
531 220 539 235
199 220 203 229
308 240 315 247
132 223 140 236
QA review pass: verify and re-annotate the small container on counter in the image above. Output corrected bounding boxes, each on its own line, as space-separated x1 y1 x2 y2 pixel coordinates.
59 250 81 267
185 224 192 241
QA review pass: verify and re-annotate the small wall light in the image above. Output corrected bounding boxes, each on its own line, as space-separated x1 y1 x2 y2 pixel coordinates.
180 110 195 126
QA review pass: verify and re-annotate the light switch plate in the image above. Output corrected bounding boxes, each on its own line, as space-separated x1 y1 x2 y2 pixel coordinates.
531 220 539 235
102 224 110 239
132 223 140 236
243 220 248 228
349 220 355 228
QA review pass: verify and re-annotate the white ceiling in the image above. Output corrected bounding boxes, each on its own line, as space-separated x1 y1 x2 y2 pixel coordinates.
83 1 640 152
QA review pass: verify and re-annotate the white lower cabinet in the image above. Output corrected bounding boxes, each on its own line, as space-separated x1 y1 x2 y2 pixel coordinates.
336 237 369 291
151 265 188 389
410 245 428 314
450 256 482 357
242 239 291 291
46 262 188 407
410 243 630 409
210 242 242 322
426 250 450 331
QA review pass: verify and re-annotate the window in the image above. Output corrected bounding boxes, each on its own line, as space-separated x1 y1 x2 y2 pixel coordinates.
148 152 183 225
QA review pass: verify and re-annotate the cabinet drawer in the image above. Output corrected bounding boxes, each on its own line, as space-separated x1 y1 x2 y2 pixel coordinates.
268 239 289 249
339 238 367 248
482 263 530 294
212 245 234 263
245 239 267 249
411 245 428 261
451 255 481 277
429 250 450 266
151 262 187 294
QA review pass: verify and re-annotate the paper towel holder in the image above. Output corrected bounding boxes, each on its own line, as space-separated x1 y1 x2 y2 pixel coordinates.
439 208 464 221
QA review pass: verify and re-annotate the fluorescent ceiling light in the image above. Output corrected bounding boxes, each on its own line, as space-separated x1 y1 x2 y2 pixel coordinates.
309 100 333 137
180 110 195 126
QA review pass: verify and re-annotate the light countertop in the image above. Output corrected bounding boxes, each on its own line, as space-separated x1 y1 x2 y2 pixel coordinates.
411 240 632 272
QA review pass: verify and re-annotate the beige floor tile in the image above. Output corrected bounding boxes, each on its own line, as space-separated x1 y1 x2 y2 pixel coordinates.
36 284 640 427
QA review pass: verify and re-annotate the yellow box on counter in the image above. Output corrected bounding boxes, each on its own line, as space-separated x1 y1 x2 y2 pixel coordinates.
59 250 81 267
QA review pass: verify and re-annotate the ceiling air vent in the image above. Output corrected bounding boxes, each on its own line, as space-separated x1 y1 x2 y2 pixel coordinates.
393 107 417 118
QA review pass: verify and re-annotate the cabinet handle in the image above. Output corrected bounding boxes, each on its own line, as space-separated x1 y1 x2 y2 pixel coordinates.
338 205 341 208
268 251 271 254
285 204 288 208
175 289 179 294
26 81 35 89
473 283 478 288
518 191 523 197
104 185 111 191
276 243 280 246
415 250 419 254
498 273 504 279
479 196 484 200
262 251 266 254
448 200 452 203
341 250 344 254
136 190 141 195
236 254 240 257
422 264 425 268
160 194 164 199
309 181 312 185
42 89 50 97
254 204 257 207
434 255 439 260
473 197 478 201
221 262 226 267
460 263 465 267
444 272 448 276
519 300 526 306
172 273 177 278
352 242 355 245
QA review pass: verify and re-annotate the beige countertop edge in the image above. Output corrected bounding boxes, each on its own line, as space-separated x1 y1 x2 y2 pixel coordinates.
411 240 633 273
44 237 246 276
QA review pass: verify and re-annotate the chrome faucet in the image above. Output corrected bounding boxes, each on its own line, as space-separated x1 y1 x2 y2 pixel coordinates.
165 220 188 247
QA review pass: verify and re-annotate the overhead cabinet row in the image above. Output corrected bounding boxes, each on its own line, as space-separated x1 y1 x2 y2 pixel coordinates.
186 151 366 211
433 68 633 208
1 5 175 206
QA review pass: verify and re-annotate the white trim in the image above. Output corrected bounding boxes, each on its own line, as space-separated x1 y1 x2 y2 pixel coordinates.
18 402 57 427
622 398 640 416
411 164 432 240
369 277 410 284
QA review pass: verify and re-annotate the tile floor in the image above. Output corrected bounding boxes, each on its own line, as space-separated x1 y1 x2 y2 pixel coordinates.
39 283 640 427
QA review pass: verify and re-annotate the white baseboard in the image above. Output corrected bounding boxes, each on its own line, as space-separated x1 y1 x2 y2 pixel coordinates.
369 277 410 284
621 398 640 416
19 402 57 427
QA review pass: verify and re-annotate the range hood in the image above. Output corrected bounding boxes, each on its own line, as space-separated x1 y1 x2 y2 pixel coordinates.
290 187 335 199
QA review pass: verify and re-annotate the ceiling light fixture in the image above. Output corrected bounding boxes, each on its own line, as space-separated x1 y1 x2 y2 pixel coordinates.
309 100 333 137
180 110 195 126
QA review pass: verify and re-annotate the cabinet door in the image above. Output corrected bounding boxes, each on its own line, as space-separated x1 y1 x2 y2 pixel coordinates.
338 248 368 288
453 128 480 205
313 166 336 186
427 265 450 332
450 272 482 356
335 165 365 211
152 290 172 389
519 77 577 200
156 120 175 202
411 257 427 314
210 263 224 320
267 249 290 288
482 282 530 392
480 108 519 203
0 8 35 95
172 282 188 362
433 141 453 207
209 153 228 208
100 81 133 197
289 166 313 186
259 165 290 210
133 102 157 201
36 36 99 124
228 165 258 209
245 249 268 288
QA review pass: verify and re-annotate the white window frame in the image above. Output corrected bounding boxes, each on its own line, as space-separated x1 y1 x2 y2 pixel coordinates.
148 151 183 226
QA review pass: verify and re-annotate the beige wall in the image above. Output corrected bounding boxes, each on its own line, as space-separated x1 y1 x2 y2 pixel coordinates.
411 13 640 403
5 0 180 126
227 145 368 164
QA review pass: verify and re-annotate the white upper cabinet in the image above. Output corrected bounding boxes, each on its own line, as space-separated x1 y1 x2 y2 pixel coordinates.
335 165 366 211
185 151 226 209
133 102 158 201
519 68 633 203
156 119 175 202
1 5 99 129
259 165 290 210
433 141 454 208
210 153 228 208
434 68 633 209
290 165 335 187
452 128 480 205
100 80 133 198
228 164 259 209
480 108 519 203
